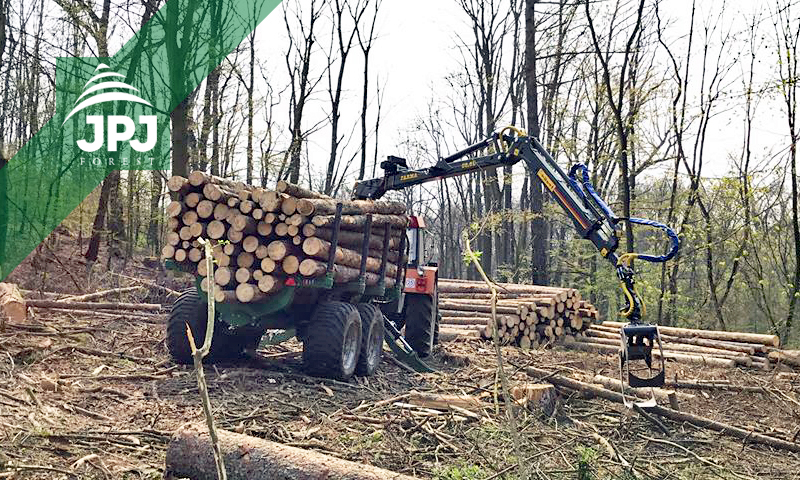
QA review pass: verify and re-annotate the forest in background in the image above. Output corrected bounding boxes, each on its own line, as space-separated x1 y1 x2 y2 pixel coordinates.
1 0 799 345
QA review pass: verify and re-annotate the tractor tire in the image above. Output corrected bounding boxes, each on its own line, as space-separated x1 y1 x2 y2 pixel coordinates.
355 303 384 377
404 292 438 358
302 302 362 380
166 289 255 364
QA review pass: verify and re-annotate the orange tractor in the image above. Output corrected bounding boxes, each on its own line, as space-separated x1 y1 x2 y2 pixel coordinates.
381 215 440 358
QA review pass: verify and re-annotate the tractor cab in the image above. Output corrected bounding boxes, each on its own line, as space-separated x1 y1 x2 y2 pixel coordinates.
403 215 437 295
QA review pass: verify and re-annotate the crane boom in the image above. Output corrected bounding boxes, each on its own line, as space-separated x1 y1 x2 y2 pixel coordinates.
354 127 680 401
355 131 621 265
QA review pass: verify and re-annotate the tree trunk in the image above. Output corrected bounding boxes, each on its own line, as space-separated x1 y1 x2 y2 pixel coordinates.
246 28 256 185
0 0 7 277
525 0 547 285
85 175 114 262
171 97 191 177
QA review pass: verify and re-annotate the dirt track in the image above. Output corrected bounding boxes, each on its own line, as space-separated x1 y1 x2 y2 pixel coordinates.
2 296 800 479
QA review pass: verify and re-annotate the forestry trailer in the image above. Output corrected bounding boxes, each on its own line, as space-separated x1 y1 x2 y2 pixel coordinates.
353 126 680 406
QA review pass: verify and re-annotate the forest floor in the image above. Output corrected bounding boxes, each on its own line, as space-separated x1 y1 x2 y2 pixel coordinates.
1 231 799 479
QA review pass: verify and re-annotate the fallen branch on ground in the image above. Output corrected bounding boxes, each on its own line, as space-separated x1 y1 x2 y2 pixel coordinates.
526 366 800 453
25 300 162 312
59 286 145 303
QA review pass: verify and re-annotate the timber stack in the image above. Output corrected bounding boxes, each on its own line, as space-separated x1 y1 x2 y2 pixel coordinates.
161 172 407 303
437 279 599 349
571 321 784 370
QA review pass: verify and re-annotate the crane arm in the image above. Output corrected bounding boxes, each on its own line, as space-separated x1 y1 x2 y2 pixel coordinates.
353 128 679 325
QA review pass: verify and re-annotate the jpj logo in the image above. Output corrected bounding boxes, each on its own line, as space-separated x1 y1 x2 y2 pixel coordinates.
63 64 157 153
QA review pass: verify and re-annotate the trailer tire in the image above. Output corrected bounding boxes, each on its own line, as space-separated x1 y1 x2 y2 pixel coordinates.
166 289 253 364
355 304 384 376
303 302 362 380
404 292 438 358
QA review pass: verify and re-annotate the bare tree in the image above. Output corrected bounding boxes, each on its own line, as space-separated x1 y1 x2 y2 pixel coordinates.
526 0 548 285
280 0 327 184
585 0 646 254
324 0 369 195
0 0 7 272
355 0 381 181
775 0 800 343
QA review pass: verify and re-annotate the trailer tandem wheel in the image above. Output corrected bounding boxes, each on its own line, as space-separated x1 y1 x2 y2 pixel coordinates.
355 303 384 376
302 301 362 380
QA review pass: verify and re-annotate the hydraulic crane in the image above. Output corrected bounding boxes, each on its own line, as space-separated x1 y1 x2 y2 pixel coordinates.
354 127 680 407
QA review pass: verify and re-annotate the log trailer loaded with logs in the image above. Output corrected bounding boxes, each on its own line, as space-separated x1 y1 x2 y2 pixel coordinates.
354 126 681 407
163 174 435 381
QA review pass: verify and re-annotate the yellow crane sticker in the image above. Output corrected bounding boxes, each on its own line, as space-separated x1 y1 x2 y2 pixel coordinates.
537 169 556 192
400 173 419 181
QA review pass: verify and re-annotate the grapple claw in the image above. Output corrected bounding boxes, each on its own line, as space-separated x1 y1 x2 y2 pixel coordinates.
619 323 665 408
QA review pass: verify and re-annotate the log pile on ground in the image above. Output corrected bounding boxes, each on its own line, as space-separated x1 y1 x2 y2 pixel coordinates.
567 320 785 370
162 173 407 303
437 279 599 348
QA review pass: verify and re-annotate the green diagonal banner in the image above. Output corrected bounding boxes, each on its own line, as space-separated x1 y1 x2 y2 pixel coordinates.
0 0 283 280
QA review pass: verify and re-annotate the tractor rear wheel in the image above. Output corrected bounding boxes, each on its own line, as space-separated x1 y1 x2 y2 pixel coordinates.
404 292 438 358
166 289 255 364
355 304 384 376
303 302 362 380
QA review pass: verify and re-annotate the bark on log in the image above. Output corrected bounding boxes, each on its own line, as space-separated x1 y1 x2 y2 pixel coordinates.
25 300 161 312
525 366 800 453
441 316 495 326
437 300 518 315
767 350 800 368
188 171 249 191
439 278 580 302
586 328 756 356
0 283 27 325
591 374 694 403
407 391 485 411
276 180 333 199
601 321 780 347
562 338 737 368
297 198 406 216
438 328 481 342
302 237 398 277
439 309 493 318
578 334 750 359
302 225 400 250
312 214 408 230
165 424 419 480
298 259 395 287
438 281 570 301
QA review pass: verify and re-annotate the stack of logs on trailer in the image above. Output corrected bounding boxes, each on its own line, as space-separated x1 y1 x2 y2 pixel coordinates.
437 279 599 348
162 172 407 303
